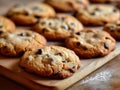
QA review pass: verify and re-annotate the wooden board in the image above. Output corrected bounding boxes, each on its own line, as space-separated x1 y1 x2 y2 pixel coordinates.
0 42 120 90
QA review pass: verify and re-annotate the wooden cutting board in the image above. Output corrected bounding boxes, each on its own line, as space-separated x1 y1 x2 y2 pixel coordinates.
0 41 120 90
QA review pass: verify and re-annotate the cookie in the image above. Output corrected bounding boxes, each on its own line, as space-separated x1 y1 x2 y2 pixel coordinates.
65 29 116 58
89 0 115 3
0 30 47 57
33 14 84 40
0 16 15 33
103 21 120 40
20 46 80 79
76 4 120 26
6 2 56 25
45 0 89 12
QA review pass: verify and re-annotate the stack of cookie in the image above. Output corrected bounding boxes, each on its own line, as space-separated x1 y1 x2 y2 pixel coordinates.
0 0 119 79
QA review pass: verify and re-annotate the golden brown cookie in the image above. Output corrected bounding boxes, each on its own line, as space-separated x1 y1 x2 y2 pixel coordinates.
6 2 56 25
65 29 116 58
45 0 89 12
0 30 47 57
20 46 80 79
76 4 120 26
103 21 120 40
33 14 84 40
0 16 15 33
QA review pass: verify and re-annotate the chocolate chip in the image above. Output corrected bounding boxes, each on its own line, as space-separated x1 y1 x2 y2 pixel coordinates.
45 54 49 57
72 65 76 69
105 37 109 39
95 7 102 12
113 9 117 12
70 22 76 27
50 58 54 63
43 21 52 26
0 30 3 34
58 17 65 20
35 16 41 19
61 25 69 30
76 32 81 35
24 12 29 16
55 53 62 56
42 28 48 33
103 21 107 24
90 12 95 15
36 49 42 54
40 21 46 25
31 6 39 10
18 33 26 36
69 65 76 73
48 22 52 26
62 60 67 63
104 42 109 49
110 25 115 32
76 42 81 46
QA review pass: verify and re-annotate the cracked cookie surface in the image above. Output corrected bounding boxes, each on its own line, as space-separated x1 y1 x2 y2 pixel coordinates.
104 20 120 40
76 4 120 26
6 2 56 25
20 46 80 79
0 30 46 57
65 29 116 58
33 14 84 40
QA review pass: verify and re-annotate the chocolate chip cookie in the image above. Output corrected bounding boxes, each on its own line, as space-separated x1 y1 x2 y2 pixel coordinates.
45 0 89 12
65 29 116 58
6 2 56 25
0 30 47 57
33 14 84 40
76 4 120 26
0 16 15 33
20 46 80 79
103 21 120 40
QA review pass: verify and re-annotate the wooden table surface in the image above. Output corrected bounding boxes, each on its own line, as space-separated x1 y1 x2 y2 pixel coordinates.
0 0 120 90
